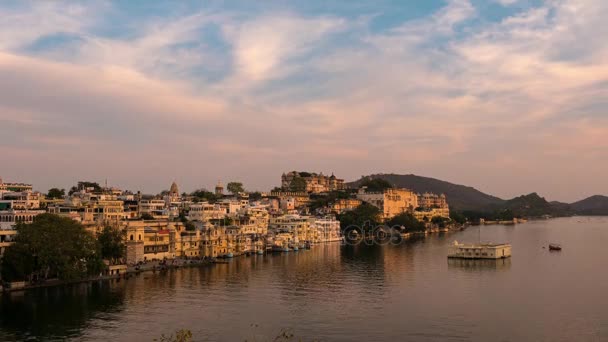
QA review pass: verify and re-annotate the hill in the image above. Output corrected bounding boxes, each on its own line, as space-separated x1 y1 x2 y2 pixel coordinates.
503 193 573 218
571 195 608 215
347 174 504 211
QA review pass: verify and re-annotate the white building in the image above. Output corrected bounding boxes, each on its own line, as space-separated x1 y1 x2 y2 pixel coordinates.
188 203 227 221
313 217 342 243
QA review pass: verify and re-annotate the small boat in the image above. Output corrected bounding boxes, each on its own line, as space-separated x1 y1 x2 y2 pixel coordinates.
549 244 562 251
225 252 234 258
293 246 299 252
256 249 264 255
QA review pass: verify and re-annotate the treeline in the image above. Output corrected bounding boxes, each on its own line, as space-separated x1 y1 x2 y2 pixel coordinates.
336 203 441 234
1 214 125 284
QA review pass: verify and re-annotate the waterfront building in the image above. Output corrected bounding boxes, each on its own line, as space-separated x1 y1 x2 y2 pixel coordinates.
175 227 202 258
235 205 269 235
418 193 448 208
448 241 512 259
0 228 16 257
313 217 342 242
269 214 318 243
199 223 231 258
413 193 450 221
281 171 345 193
123 220 187 263
356 187 419 220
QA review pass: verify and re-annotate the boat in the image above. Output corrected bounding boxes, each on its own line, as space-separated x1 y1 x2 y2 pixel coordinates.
549 244 562 251
256 249 264 255
225 252 234 258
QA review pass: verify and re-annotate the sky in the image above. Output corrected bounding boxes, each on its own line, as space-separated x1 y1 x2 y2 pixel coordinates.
0 0 607 202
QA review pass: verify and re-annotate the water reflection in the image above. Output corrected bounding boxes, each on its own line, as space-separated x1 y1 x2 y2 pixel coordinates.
447 258 512 271
1 218 607 341
0 280 126 341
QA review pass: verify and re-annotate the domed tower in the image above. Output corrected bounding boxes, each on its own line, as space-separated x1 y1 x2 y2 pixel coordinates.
215 180 224 195
169 181 179 196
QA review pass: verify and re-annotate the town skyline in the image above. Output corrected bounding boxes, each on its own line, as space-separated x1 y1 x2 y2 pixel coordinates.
0 169 605 204
2 0 607 202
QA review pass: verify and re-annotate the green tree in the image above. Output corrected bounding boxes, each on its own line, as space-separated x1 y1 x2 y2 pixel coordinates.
360 178 393 192
227 182 245 194
1 243 35 282
46 188 65 199
249 191 262 201
68 181 102 195
184 222 196 231
141 213 155 220
98 225 126 265
337 203 381 232
190 189 218 203
386 212 425 233
449 211 467 225
1 214 105 282
288 177 307 192
431 216 448 228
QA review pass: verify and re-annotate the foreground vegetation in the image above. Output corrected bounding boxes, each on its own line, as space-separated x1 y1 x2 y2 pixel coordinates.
1 214 124 284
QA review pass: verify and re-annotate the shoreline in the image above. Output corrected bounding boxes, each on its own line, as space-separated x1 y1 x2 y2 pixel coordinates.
1 258 215 293
1 241 346 293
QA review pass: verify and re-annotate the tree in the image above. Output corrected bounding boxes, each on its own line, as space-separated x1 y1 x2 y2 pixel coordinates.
431 216 448 228
141 213 155 220
184 222 196 231
386 212 425 233
46 188 65 199
190 189 218 203
289 177 307 192
249 192 262 201
227 182 245 195
450 211 467 225
360 178 393 192
68 181 102 195
1 214 105 283
337 203 381 232
98 225 126 265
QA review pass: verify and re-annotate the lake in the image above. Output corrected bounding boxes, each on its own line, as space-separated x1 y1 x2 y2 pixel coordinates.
1 216 607 341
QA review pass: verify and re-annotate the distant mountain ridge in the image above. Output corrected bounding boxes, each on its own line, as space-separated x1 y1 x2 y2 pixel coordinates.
347 174 504 211
571 195 608 215
348 173 607 217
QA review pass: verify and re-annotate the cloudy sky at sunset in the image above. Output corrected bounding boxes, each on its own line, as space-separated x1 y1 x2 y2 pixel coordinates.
1 0 607 202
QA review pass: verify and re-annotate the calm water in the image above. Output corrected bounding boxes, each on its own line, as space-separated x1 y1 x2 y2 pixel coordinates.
1 217 608 341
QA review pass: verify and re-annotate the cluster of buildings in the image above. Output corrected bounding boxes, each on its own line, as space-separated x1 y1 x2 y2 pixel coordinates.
0 172 451 263
0 177 342 263
281 171 345 193
355 186 450 221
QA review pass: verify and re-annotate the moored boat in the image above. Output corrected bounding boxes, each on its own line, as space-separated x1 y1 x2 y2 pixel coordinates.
549 244 562 251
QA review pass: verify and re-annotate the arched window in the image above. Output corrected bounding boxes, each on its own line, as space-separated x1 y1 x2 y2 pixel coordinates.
130 234 134 241
138 234 142 241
